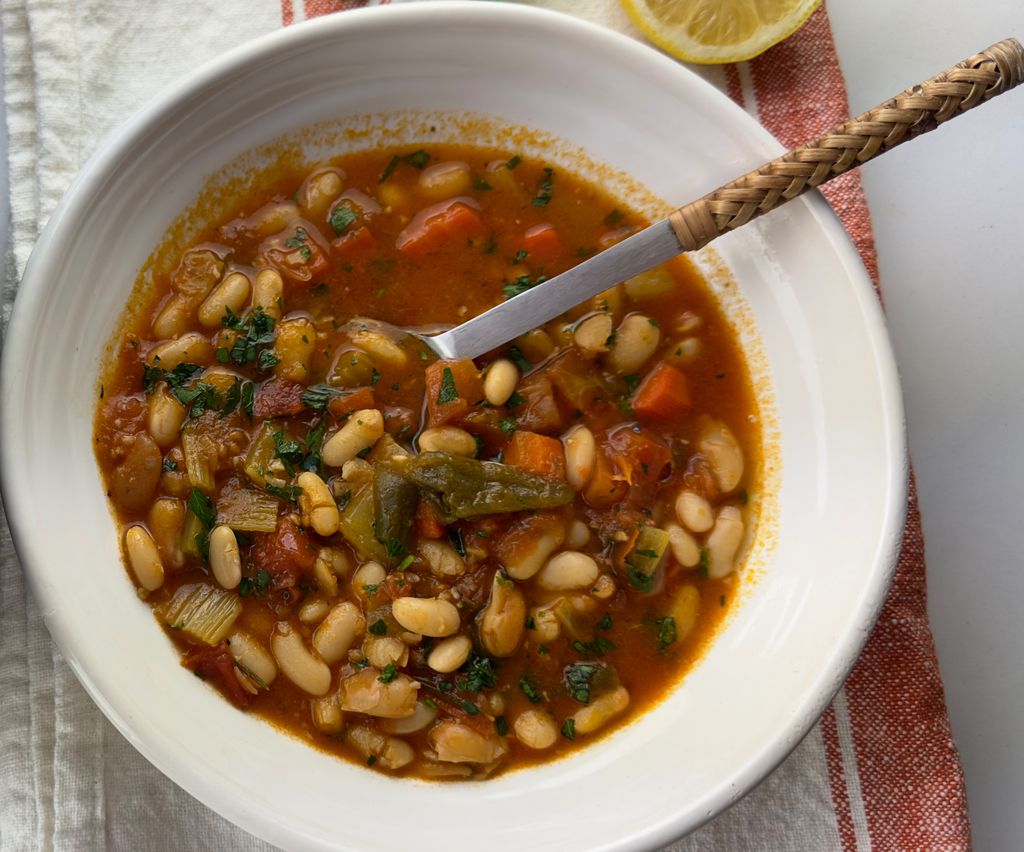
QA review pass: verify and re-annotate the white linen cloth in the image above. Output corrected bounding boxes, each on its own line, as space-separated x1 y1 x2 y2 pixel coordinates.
0 1 850 848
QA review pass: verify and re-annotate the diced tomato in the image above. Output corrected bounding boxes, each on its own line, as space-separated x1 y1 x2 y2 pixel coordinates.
415 499 446 539
583 448 627 508
455 406 510 457
518 224 563 266
327 386 376 420
425 359 484 427
513 373 563 434
252 517 318 591
331 225 377 261
543 349 608 410
631 363 692 423
607 425 672 504
253 377 307 419
396 200 485 258
503 431 566 480
182 642 252 708
260 219 331 285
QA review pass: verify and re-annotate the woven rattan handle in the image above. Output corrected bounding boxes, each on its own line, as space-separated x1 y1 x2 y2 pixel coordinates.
669 38 1024 252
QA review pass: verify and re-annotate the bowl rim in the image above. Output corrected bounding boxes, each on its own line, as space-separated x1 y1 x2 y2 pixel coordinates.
0 2 907 848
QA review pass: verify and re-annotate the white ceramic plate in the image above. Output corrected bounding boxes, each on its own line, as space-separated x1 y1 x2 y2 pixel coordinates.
0 3 906 850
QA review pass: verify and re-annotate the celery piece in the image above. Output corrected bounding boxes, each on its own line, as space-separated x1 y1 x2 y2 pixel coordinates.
161 583 241 645
216 488 279 533
243 422 277 488
624 526 670 594
180 510 206 560
181 425 216 493
339 484 388 562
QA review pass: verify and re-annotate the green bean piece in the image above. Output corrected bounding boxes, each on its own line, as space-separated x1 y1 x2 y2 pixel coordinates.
403 452 574 521
373 464 418 564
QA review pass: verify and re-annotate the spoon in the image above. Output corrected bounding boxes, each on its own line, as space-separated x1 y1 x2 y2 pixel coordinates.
414 37 1022 362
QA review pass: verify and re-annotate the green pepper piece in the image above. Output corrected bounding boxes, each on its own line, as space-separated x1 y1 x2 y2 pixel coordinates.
403 452 574 521
624 526 670 594
373 464 418 565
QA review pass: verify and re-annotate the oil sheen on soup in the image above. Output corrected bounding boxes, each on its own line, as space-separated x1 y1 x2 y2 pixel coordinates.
94 144 759 779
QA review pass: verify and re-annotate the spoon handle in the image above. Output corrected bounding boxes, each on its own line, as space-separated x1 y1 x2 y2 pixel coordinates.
669 38 1024 252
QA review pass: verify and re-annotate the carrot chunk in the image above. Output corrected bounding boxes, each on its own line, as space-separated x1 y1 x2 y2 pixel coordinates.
425 359 484 427
331 225 377 261
396 200 485 258
414 500 446 539
503 431 566 480
631 362 692 423
327 386 376 420
519 224 563 266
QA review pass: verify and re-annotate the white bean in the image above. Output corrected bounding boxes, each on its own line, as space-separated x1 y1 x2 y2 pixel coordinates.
274 317 316 384
699 420 744 493
209 525 241 589
427 635 472 673
271 623 331 696
313 601 365 664
571 686 630 735
391 597 461 638
297 471 340 536
338 668 418 718
352 561 386 599
604 313 660 375
152 295 191 339
562 425 596 491
514 709 558 750
675 490 714 532
147 385 186 448
322 409 384 467
623 266 675 300
591 574 616 599
573 313 613 357
479 574 526 658
418 425 477 457
227 631 277 687
363 636 409 669
312 693 344 734
345 725 415 770
252 268 283 319
418 540 466 578
483 358 519 406
148 332 213 370
124 525 164 591
705 506 744 579
527 602 561 642
429 720 507 764
147 498 185 571
299 597 331 624
418 161 472 200
380 700 438 735
536 551 599 591
668 585 701 643
565 518 591 550
666 336 702 365
198 272 251 328
352 329 407 369
665 522 701 569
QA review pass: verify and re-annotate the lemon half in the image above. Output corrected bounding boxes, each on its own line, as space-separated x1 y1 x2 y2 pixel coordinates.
620 0 822 64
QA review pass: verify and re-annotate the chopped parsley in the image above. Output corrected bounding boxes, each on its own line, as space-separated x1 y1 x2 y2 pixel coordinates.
604 209 625 226
564 663 599 704
518 672 542 704
369 619 388 636
329 203 358 235
162 458 178 472
378 662 398 684
656 616 677 651
436 366 459 405
186 489 216 559
561 718 576 740
511 249 528 263
379 149 431 182
532 167 554 207
284 228 312 261
699 547 710 579
597 613 613 631
623 374 642 393
238 569 271 598
221 306 277 370
456 656 496 693
265 483 303 504
499 417 517 436
507 346 531 374
572 636 616 658
474 177 493 191
627 563 654 593
505 390 526 409
495 716 509 736
502 272 547 300
505 155 522 170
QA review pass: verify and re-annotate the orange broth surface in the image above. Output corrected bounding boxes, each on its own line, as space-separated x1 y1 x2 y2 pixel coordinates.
94 144 759 779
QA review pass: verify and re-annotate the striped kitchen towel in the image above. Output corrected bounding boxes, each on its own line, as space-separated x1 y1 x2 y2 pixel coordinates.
0 0 969 848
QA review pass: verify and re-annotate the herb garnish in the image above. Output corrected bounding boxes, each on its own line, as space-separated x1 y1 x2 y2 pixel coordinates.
379 149 431 182
329 203 358 235
532 167 554 207
436 367 459 405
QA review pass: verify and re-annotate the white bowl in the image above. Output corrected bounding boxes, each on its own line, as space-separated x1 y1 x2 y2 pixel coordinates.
0 3 906 850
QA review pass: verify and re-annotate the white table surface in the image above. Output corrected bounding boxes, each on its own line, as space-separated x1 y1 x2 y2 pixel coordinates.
2 3 1023 849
